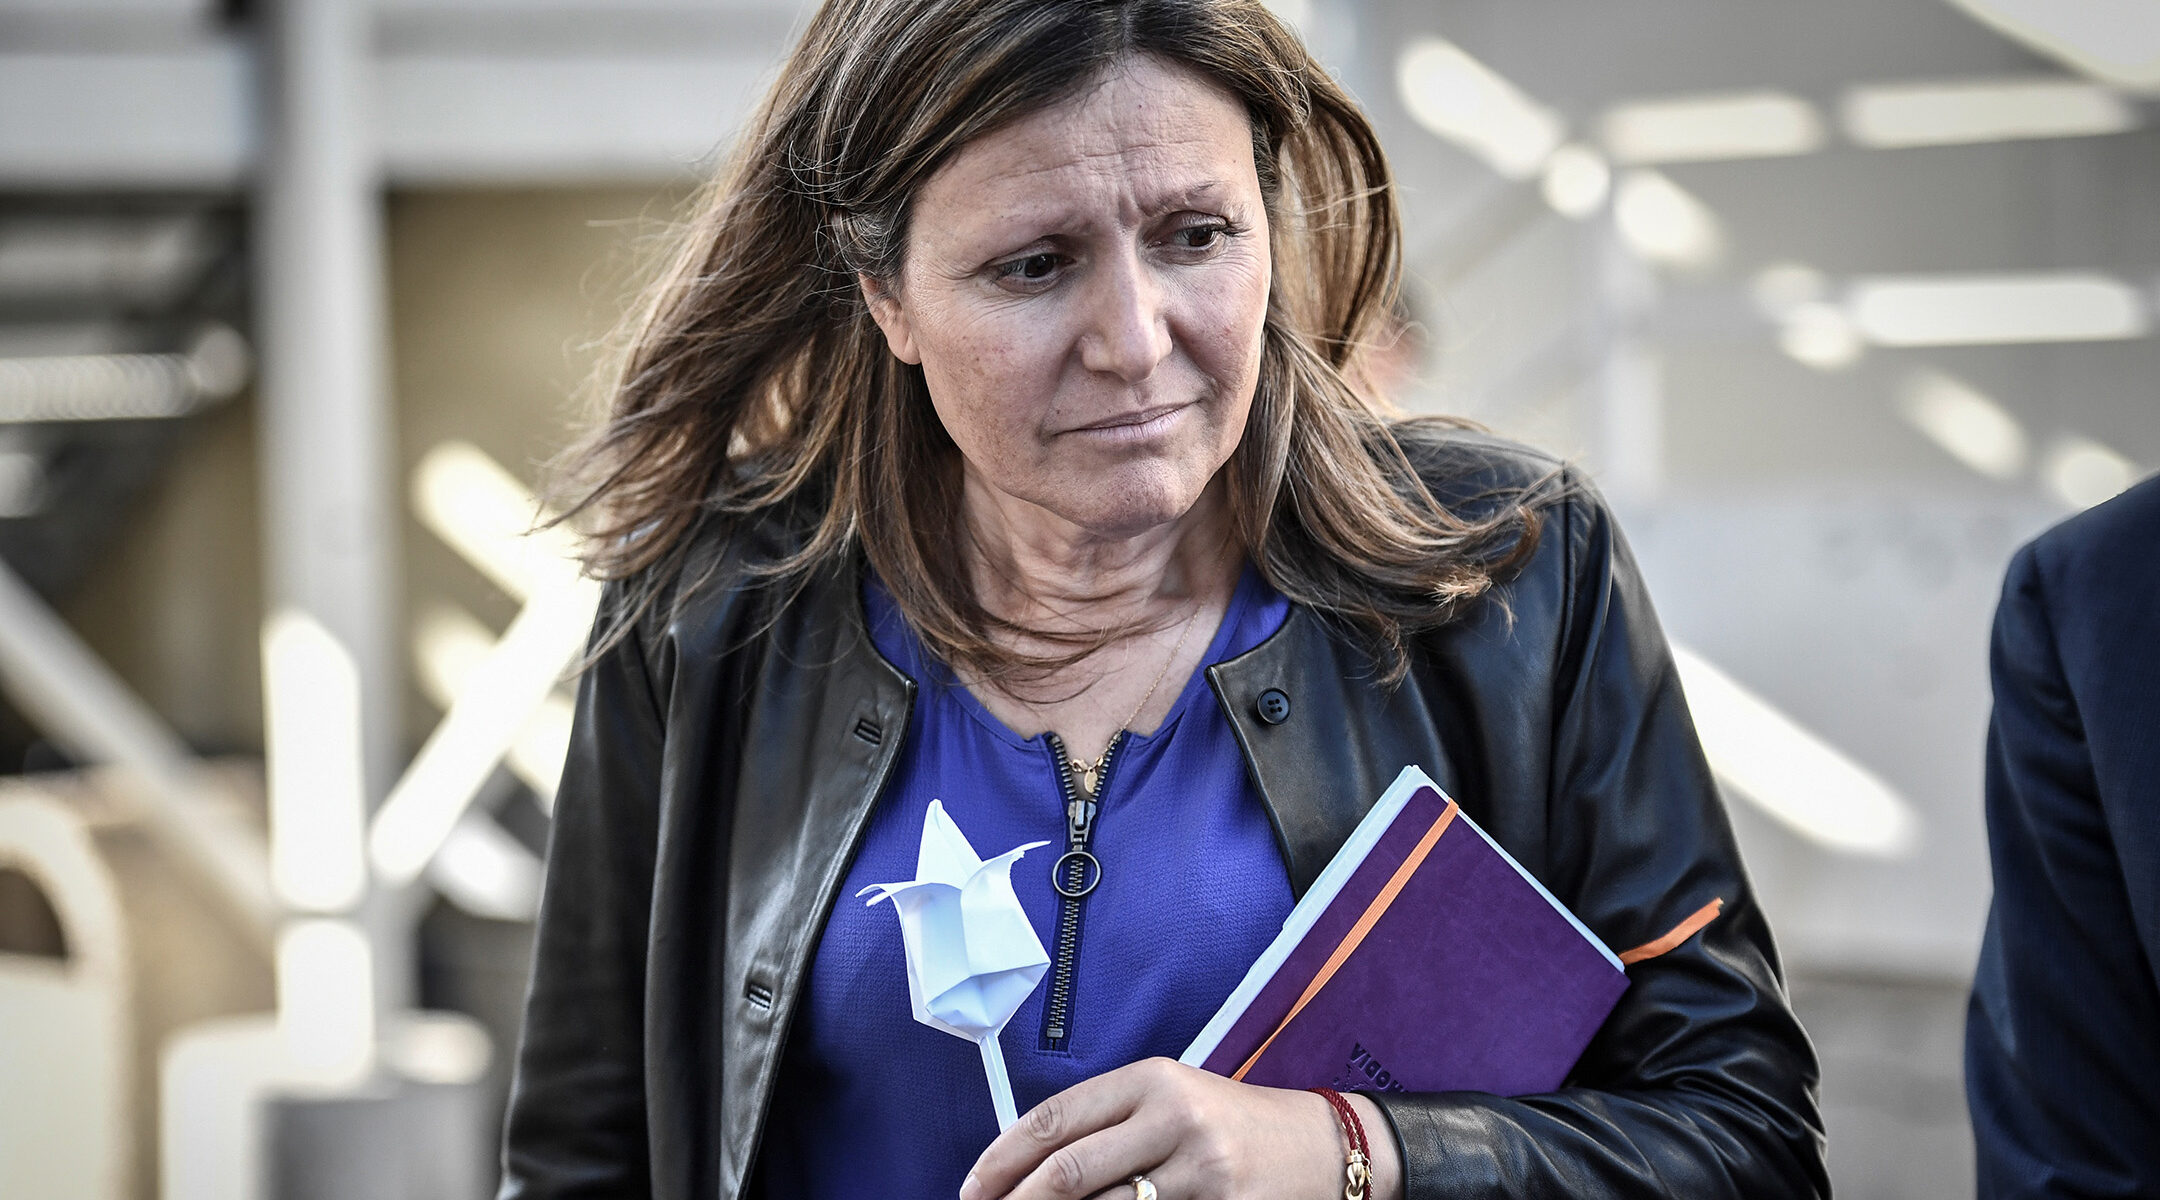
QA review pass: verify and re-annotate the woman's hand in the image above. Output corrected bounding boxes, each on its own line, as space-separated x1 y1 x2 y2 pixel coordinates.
958 1058 1403 1200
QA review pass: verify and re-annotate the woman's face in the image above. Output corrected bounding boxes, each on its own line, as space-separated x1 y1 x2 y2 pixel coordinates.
864 55 1272 541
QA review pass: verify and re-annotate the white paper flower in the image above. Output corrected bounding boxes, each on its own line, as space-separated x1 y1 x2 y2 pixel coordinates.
860 799 1050 1128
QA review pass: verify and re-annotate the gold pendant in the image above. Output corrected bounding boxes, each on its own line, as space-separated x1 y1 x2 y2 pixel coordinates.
1076 762 1100 797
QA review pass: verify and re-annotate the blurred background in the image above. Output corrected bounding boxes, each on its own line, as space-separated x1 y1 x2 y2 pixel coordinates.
0 0 2153 1197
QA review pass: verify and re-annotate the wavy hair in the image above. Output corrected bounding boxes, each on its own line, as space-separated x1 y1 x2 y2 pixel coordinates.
558 0 1553 683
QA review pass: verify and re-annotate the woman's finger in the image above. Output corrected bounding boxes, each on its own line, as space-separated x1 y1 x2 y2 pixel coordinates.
963 1059 1189 1200
1082 1159 1191 1200
999 1119 1180 1200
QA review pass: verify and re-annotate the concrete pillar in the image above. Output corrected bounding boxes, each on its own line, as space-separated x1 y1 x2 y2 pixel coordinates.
252 0 409 1011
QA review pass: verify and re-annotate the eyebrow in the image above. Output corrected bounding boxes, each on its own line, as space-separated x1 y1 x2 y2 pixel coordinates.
1149 180 1227 212
1021 180 1237 233
941 177 1245 270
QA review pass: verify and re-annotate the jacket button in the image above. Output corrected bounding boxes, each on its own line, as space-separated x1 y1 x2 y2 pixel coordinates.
1256 688 1291 725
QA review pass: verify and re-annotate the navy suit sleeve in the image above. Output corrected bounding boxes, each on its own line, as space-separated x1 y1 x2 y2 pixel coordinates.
1965 541 2160 1199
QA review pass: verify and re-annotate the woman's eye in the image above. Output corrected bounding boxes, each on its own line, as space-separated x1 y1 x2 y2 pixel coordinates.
1000 253 1063 283
1170 223 1229 250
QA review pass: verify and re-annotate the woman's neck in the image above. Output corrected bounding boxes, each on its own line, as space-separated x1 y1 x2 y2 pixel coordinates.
961 471 1242 636
957 469 1244 755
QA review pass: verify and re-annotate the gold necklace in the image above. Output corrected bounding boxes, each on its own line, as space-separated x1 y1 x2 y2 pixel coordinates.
1065 600 1203 798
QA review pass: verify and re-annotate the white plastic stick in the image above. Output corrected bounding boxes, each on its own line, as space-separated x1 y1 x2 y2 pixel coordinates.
979 1033 1018 1131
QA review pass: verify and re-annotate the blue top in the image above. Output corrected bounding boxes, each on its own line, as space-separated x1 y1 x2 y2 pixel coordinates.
751 564 1295 1198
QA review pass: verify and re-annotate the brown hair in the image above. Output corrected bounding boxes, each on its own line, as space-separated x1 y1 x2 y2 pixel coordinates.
559 0 1552 683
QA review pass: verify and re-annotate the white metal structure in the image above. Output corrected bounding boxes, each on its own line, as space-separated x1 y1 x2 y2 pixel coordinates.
0 794 131 1200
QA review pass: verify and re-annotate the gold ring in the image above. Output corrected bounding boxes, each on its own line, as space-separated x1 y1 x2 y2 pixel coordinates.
1128 1174 1158 1200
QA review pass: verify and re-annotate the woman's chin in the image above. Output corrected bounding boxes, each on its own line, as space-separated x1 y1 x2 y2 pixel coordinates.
962 439 1231 544
1034 470 1222 541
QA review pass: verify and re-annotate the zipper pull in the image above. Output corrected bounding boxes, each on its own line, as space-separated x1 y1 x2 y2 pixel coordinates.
1065 795 1097 848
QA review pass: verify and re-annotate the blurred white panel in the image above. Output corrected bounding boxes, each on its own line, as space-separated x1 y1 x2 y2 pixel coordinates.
2040 434 2141 508
383 1012 491 1087
368 574 600 889
1895 370 2030 481
1946 0 2160 91
1779 302 1866 370
262 611 369 914
426 809 541 922
1849 272 2149 345
1613 170 1724 268
1671 644 1920 858
273 919 375 1087
1843 77 2139 147
1756 265 1868 372
413 601 574 808
1601 91 1826 164
1396 38 1564 179
413 605 495 707
1750 263 1831 320
1539 144 1611 218
1627 492 2065 977
410 440 582 602
378 53 770 183
0 46 252 188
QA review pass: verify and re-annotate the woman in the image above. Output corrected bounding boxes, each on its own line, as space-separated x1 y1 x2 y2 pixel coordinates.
502 0 1828 1197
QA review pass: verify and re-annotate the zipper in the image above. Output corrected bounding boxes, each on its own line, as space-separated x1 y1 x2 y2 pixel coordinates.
1039 729 1125 1052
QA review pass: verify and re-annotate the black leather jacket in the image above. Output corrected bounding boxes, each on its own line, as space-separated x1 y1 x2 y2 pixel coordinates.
500 431 1829 1199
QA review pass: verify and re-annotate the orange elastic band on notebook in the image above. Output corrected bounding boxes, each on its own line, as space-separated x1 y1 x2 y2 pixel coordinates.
1231 799 1460 1082
1618 897 1724 965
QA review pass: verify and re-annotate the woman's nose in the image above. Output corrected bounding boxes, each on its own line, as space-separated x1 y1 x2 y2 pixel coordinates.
1077 251 1172 383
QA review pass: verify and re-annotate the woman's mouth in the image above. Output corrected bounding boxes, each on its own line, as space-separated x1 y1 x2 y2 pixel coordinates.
1068 402 1194 442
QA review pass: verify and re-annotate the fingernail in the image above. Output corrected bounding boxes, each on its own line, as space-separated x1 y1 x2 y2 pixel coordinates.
959 1172 979 1200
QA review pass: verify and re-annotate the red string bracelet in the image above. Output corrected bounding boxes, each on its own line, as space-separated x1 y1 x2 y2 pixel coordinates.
1308 1087 1371 1200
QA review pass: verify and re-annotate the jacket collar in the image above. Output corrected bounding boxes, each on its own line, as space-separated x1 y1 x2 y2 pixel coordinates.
1207 605 1458 895
719 560 914 1192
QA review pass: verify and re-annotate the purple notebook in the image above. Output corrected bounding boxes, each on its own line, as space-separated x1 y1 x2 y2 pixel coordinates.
1180 766 1628 1096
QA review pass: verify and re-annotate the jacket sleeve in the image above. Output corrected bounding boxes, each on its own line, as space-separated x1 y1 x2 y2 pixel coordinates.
1371 483 1829 1198
1964 542 2160 1198
499 583 667 1199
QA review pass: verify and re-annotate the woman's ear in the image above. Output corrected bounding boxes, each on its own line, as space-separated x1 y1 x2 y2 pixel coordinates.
859 273 923 365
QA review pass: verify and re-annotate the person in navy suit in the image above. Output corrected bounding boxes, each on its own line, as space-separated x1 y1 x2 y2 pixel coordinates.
1966 474 2160 1197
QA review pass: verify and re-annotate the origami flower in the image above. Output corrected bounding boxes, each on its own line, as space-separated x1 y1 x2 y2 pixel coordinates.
860 799 1051 1129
